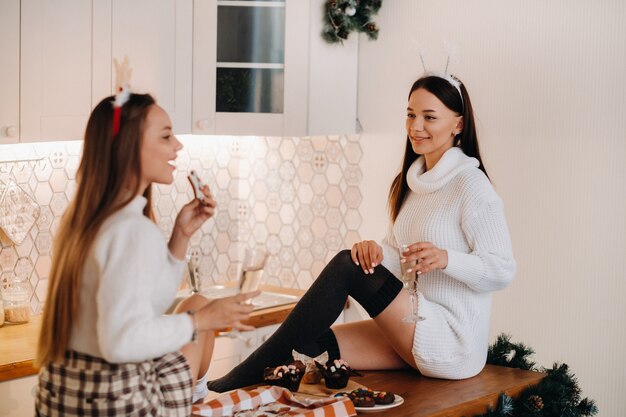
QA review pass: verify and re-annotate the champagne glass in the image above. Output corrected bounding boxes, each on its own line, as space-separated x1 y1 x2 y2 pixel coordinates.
223 246 268 339
399 244 425 322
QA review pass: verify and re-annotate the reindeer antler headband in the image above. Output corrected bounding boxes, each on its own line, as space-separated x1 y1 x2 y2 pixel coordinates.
418 43 464 107
112 56 132 139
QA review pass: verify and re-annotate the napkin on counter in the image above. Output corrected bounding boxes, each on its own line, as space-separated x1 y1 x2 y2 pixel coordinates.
192 385 356 417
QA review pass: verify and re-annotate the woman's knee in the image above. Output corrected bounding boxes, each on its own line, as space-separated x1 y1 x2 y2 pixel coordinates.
327 249 357 271
173 294 210 314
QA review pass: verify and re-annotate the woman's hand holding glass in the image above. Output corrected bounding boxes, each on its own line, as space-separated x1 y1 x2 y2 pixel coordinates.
408 242 448 275
399 241 448 322
195 291 260 332
220 246 268 339
399 243 424 323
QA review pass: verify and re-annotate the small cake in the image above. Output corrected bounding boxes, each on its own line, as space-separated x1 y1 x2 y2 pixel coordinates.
337 388 396 407
292 349 327 385
263 360 305 391
316 359 361 389
336 392 375 407
302 369 322 384
372 391 395 405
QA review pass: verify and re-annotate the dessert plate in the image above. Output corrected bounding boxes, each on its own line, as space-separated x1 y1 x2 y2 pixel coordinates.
354 394 404 413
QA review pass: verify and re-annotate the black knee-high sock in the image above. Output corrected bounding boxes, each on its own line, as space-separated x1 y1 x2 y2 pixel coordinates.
207 249 402 392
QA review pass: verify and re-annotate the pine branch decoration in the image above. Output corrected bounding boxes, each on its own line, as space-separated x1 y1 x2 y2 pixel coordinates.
476 334 598 417
322 0 382 44
487 334 536 371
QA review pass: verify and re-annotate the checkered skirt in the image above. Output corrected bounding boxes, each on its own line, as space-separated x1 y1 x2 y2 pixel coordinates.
36 350 193 417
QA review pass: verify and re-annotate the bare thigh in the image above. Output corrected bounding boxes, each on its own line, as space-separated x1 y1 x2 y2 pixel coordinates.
174 294 215 383
332 289 417 370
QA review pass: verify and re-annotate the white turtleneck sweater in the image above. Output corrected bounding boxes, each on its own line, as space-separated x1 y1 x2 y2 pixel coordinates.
68 195 194 363
380 147 516 379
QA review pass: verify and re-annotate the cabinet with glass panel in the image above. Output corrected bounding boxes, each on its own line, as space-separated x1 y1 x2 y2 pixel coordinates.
193 0 358 136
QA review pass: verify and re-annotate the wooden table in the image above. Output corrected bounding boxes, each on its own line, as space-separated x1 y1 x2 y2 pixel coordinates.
0 285 303 382
348 365 545 417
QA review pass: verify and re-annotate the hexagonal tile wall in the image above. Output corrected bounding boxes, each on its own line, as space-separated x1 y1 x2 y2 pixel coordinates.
0 134 363 313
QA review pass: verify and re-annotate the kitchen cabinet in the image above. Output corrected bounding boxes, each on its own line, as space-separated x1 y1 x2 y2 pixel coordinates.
13 0 192 143
8 0 357 143
207 323 280 380
0 0 20 144
19 0 99 142
192 0 358 137
0 375 37 417
95 0 194 134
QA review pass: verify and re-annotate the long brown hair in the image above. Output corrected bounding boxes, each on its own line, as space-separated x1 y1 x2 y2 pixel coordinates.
387 75 488 222
37 93 156 367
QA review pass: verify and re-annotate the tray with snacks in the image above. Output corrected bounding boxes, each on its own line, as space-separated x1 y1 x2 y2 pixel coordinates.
261 351 402 413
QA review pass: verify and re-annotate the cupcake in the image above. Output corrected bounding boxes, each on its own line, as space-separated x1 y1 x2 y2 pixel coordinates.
316 359 361 389
263 360 306 391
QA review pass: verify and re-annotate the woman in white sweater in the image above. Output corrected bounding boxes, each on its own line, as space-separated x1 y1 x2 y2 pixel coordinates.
208 73 516 392
36 92 258 416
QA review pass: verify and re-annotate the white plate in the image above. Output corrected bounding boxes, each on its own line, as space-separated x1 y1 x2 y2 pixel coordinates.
354 394 404 413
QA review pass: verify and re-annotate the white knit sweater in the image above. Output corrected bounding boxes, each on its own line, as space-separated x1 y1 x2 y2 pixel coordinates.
68 196 194 363
380 147 516 379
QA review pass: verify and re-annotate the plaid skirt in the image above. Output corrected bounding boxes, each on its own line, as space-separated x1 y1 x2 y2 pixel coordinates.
36 350 193 417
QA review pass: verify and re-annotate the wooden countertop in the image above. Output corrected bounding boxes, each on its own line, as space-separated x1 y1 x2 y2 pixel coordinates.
0 285 303 382
350 365 546 417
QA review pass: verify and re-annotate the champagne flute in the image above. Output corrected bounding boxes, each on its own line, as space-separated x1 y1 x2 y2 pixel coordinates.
399 244 425 323
223 246 268 339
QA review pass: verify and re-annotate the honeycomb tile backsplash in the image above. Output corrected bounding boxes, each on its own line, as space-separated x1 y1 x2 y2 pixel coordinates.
0 135 363 314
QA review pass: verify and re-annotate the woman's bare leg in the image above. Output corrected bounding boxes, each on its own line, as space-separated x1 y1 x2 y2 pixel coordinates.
333 290 417 370
174 294 216 384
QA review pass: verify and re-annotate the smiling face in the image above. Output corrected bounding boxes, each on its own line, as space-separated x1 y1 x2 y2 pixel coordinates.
138 104 182 192
406 88 463 171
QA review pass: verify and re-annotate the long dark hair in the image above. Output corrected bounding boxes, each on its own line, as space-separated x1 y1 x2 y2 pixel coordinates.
387 75 488 222
38 93 156 366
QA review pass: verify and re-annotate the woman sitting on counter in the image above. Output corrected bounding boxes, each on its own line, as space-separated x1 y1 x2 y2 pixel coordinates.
35 86 257 416
208 72 516 392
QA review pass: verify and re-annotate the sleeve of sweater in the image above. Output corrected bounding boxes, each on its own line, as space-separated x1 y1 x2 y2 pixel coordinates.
380 222 401 279
94 217 194 363
444 198 517 293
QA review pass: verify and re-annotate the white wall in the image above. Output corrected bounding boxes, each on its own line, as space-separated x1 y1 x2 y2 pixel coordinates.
356 1 626 415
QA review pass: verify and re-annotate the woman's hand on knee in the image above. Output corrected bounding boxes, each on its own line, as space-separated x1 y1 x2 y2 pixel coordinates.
351 240 383 275
195 291 260 331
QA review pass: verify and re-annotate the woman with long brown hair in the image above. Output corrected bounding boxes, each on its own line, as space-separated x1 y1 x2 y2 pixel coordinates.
208 72 516 392
36 92 257 416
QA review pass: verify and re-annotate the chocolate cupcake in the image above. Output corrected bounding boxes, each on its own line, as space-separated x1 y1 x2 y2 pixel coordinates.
263 360 305 391
316 359 361 389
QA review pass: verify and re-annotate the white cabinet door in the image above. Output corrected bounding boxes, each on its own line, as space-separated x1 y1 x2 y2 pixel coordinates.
304 1 358 136
192 0 358 137
107 0 193 134
20 0 97 142
0 0 20 144
193 0 286 136
0 375 37 417
206 335 241 380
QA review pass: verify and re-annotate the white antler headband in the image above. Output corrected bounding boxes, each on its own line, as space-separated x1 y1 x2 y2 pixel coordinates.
418 42 463 106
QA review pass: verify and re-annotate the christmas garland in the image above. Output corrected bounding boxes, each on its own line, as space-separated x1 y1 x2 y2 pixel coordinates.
477 334 598 417
322 0 382 43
